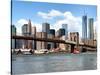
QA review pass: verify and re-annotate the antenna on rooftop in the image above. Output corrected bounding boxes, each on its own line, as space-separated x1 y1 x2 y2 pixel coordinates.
84 9 87 16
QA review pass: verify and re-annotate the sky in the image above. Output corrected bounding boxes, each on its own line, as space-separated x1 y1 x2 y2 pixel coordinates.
12 1 97 38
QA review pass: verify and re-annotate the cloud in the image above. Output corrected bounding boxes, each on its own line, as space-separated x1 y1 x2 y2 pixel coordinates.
48 10 82 37
15 19 28 34
38 9 62 20
16 10 83 37
15 19 42 34
32 23 42 32
15 9 97 40
38 9 97 40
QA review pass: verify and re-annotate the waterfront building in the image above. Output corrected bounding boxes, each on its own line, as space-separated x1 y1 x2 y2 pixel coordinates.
42 22 50 48
11 25 16 49
32 26 36 49
47 29 55 49
41 32 47 49
36 32 42 50
36 32 47 49
82 15 87 39
47 34 55 49
32 26 36 37
47 42 55 50
62 24 68 39
55 29 65 49
21 19 32 49
88 18 94 39
16 39 23 49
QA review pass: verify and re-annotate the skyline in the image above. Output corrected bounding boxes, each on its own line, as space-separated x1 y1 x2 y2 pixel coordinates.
12 1 97 37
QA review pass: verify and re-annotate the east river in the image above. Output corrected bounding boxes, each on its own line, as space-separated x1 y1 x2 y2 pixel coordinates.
12 52 97 75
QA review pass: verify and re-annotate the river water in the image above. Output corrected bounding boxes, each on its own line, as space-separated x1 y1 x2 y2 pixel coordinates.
12 53 97 75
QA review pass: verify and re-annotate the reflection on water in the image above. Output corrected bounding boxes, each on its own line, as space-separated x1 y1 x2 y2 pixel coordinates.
12 53 97 75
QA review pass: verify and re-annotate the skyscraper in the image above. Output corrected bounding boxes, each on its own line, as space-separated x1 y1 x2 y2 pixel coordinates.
42 22 50 34
32 26 36 49
55 28 65 37
59 28 65 36
62 24 68 39
32 26 36 37
88 18 94 39
48 29 55 49
28 19 32 35
82 15 87 39
21 19 32 49
49 29 55 36
22 24 28 36
22 19 32 36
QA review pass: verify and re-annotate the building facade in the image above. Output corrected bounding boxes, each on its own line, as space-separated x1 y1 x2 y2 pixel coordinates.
88 18 94 39
49 29 55 36
47 29 55 49
36 32 47 50
22 24 29 36
82 15 87 39
28 19 32 35
62 24 68 39
42 22 50 34
21 20 32 49
32 26 36 49
59 28 65 37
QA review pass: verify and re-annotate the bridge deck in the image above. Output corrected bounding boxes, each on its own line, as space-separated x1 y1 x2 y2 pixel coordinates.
11 35 96 48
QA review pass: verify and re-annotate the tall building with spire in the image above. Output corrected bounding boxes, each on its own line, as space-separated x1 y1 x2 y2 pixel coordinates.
28 19 32 35
82 15 87 39
21 19 32 49
22 19 32 36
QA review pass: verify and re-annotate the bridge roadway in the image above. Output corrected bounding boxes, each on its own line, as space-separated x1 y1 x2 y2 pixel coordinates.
12 35 96 48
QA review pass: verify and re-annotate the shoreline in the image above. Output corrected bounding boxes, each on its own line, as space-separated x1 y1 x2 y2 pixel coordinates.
12 51 97 56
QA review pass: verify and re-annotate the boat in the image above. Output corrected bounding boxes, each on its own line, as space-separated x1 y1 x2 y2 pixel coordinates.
34 49 49 54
